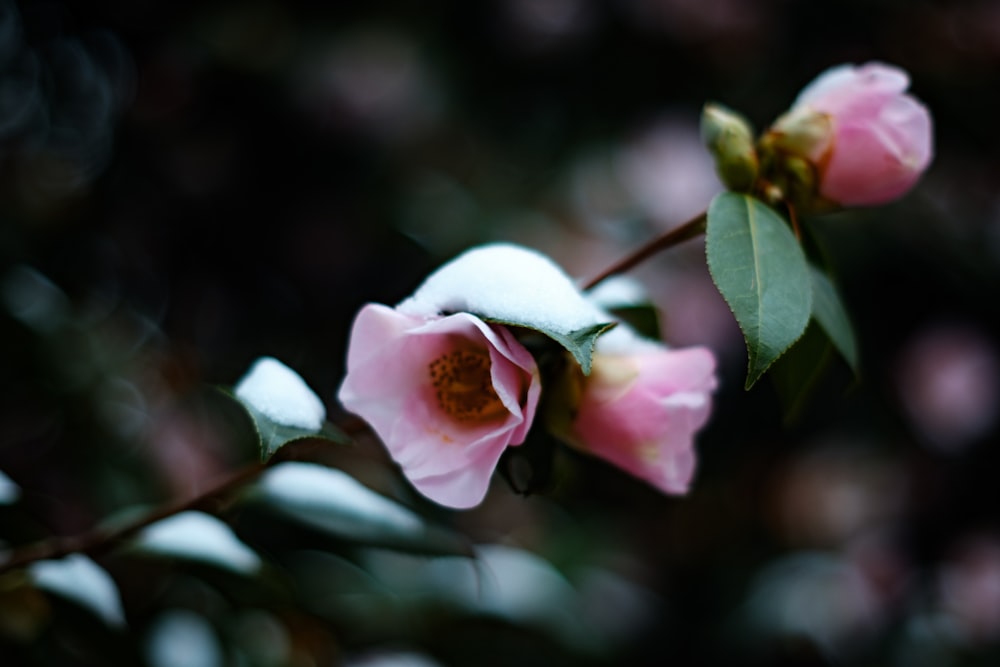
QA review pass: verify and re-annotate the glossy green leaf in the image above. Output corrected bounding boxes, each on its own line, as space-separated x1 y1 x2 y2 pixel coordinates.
706 192 812 389
768 323 833 422
809 266 859 374
586 275 661 339
227 389 351 461
484 319 615 375
246 462 473 556
231 356 351 461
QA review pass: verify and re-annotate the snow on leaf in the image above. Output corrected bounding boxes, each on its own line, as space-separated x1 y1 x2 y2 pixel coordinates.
0 469 20 505
363 544 588 647
133 511 262 575
398 244 614 372
145 610 224 667
250 462 471 555
233 356 337 460
585 275 650 310
29 554 126 627
234 357 326 432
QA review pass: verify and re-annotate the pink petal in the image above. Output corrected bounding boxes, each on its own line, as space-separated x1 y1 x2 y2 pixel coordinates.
570 344 717 496
338 304 540 508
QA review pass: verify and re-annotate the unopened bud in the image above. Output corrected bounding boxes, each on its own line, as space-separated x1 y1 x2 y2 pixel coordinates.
701 103 759 192
766 106 834 161
765 62 933 207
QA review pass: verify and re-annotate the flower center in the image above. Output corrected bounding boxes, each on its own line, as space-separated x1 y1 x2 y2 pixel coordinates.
429 346 507 422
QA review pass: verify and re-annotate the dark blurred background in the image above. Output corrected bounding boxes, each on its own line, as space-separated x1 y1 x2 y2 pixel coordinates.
2 0 1000 665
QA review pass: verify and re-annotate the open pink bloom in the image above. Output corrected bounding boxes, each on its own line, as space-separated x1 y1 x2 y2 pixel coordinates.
569 339 717 495
775 62 933 206
338 304 541 508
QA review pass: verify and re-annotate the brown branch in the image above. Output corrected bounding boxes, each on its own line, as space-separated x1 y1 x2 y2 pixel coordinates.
0 461 269 576
581 211 708 291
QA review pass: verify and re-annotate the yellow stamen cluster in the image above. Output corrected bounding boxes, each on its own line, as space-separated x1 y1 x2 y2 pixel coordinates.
429 346 506 422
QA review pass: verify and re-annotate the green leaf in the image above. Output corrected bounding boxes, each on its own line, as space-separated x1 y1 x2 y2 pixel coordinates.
484 319 615 375
231 356 350 461
609 305 661 340
586 275 660 338
246 462 473 557
768 323 834 423
226 389 351 462
706 192 812 389
809 266 859 374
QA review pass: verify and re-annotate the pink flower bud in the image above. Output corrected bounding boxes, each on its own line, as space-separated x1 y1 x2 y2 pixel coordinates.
772 62 933 207
567 333 717 495
337 304 541 509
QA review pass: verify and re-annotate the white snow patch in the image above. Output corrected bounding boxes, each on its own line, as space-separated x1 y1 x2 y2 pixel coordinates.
586 275 650 309
257 462 425 540
1 265 69 334
145 610 223 667
0 469 20 505
398 243 607 335
30 554 126 627
363 544 587 646
136 511 262 574
234 357 326 431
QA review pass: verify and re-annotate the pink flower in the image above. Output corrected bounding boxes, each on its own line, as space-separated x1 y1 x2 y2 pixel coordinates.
337 304 541 508
772 62 933 207
567 336 717 494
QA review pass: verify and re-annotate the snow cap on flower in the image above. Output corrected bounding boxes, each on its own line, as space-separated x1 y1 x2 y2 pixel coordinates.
398 243 608 337
768 61 933 207
341 243 630 508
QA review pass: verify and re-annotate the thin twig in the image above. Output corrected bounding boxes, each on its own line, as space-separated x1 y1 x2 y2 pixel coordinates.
0 415 370 576
0 461 267 576
581 212 708 291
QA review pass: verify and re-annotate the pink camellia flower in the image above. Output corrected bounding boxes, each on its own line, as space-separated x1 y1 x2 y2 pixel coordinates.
565 330 717 495
338 303 541 509
770 61 933 207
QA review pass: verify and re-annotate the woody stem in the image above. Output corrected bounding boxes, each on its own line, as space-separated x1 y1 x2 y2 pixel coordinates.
581 212 708 291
